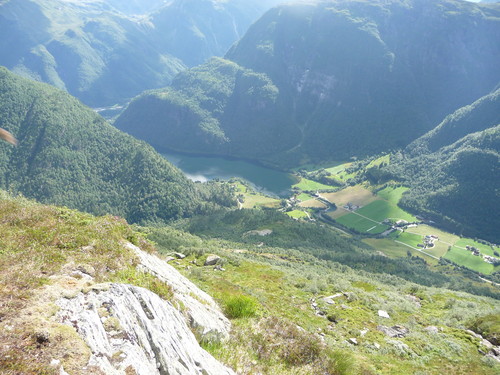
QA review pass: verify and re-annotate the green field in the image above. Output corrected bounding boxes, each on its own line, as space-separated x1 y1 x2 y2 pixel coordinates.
404 225 459 246
286 210 309 219
363 238 439 265
393 231 422 248
336 212 389 233
444 247 496 275
366 155 390 169
292 177 335 191
241 193 280 209
376 186 409 205
296 193 312 201
355 200 417 223
454 238 497 257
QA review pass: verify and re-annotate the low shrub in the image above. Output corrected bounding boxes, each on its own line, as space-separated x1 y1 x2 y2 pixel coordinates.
223 294 259 319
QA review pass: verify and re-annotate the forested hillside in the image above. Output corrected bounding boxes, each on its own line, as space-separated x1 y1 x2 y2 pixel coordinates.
0 67 235 223
0 0 282 106
383 89 500 242
116 0 500 167
116 57 300 158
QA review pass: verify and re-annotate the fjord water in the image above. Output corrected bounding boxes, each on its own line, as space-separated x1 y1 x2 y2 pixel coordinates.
163 152 296 197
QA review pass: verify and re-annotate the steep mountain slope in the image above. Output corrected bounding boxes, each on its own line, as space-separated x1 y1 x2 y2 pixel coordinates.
0 0 185 106
0 192 235 375
0 0 283 106
116 57 300 158
0 67 234 223
384 89 500 242
149 0 285 67
1 191 499 375
116 0 500 166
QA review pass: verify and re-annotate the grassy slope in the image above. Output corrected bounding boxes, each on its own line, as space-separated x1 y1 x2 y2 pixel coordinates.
0 191 160 374
1 191 499 374
156 239 500 375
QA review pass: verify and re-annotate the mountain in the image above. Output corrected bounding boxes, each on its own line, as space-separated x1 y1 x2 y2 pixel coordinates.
0 0 283 106
149 0 285 67
116 0 500 167
383 89 500 242
0 66 234 223
115 57 300 158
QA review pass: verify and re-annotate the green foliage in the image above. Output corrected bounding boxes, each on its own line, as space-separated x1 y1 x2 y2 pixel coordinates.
175 208 497 293
223 294 259 319
469 314 500 345
322 349 357 375
383 90 500 242
0 67 235 224
117 0 500 167
110 267 174 301
116 57 300 161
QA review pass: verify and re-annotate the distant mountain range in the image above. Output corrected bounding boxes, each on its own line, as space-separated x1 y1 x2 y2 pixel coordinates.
0 67 234 223
115 0 500 167
0 0 282 106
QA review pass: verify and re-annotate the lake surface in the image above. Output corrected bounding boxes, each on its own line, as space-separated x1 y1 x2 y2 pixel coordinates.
162 152 296 197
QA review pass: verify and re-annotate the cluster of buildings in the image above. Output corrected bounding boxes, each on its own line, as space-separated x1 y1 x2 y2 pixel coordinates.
417 234 438 249
465 245 481 256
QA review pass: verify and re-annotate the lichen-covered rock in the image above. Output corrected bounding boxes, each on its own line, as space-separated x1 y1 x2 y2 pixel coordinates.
204 254 221 266
377 325 409 338
127 243 231 342
56 284 235 375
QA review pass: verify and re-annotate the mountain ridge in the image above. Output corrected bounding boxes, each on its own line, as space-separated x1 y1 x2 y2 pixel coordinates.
0 66 235 223
116 0 500 166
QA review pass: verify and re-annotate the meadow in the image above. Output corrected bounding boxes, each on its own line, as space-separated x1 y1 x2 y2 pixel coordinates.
292 177 335 191
444 247 497 275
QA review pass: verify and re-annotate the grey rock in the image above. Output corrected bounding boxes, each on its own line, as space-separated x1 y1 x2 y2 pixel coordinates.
128 243 230 342
349 338 358 345
482 339 494 349
164 256 176 263
172 252 187 259
406 295 421 308
56 284 235 375
424 326 439 334
377 325 408 338
322 297 335 305
378 310 390 319
204 255 221 266
77 264 96 277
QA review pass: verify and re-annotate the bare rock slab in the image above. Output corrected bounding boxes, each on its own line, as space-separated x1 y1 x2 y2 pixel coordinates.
56 284 235 375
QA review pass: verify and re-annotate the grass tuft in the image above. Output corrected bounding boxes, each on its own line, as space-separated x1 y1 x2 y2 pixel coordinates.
223 294 259 319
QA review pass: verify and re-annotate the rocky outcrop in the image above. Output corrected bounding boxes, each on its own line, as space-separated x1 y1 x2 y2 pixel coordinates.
127 243 231 342
204 254 221 266
56 283 235 375
377 325 409 338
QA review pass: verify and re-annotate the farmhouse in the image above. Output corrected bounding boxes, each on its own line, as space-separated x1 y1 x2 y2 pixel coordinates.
484 255 500 264
344 202 360 211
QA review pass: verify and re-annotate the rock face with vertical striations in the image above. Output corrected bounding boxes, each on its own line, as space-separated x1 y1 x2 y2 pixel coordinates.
129 242 231 342
56 283 235 375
